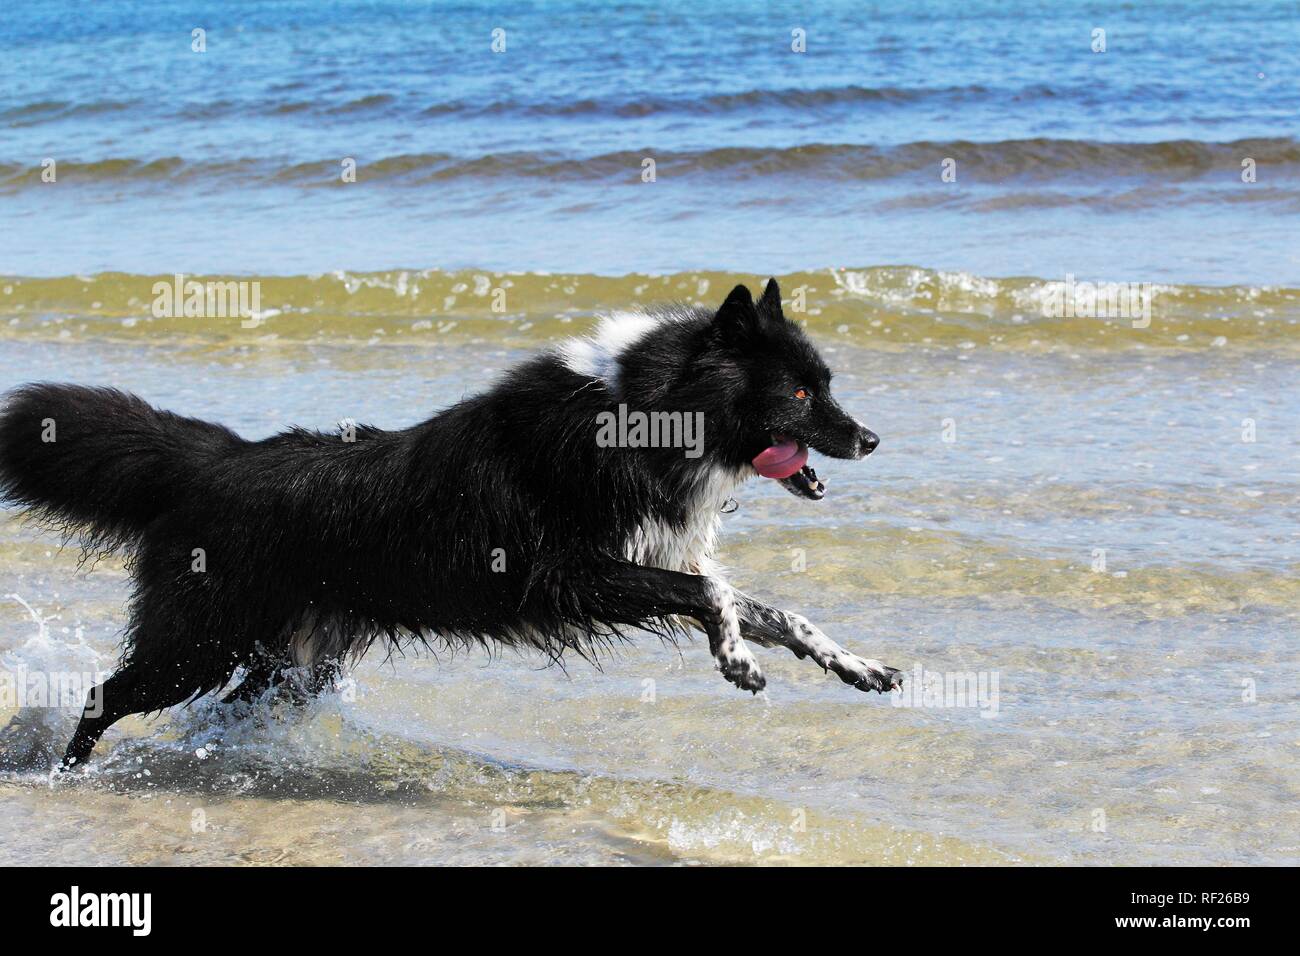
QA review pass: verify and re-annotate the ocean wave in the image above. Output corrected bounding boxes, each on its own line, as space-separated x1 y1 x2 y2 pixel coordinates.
0 84 1047 125
4 81 1224 126
0 156 236 186
4 138 1295 190
470 83 994 117
0 267 1296 352
0 99 135 125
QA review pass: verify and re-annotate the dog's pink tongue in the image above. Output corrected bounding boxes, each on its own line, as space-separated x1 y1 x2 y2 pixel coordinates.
752 438 808 479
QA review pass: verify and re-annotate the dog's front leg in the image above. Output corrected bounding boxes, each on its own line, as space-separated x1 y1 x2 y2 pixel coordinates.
733 592 901 694
579 561 765 693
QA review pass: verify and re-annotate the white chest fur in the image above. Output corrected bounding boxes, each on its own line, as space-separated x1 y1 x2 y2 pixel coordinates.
623 467 742 576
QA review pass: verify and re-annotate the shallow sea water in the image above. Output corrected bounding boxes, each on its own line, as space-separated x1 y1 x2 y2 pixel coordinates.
1 271 1295 865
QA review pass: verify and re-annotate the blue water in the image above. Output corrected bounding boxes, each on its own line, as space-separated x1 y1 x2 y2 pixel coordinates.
2 0 1297 281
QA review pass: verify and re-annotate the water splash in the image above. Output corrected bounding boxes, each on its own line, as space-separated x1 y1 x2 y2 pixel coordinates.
0 593 106 774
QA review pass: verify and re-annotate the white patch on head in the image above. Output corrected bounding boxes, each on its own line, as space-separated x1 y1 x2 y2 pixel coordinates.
559 310 662 388
624 465 747 576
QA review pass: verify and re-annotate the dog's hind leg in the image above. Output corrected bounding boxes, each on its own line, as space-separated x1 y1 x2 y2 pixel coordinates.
566 561 765 692
221 647 287 706
732 592 901 694
63 590 246 767
280 657 342 704
61 660 198 769
222 649 341 707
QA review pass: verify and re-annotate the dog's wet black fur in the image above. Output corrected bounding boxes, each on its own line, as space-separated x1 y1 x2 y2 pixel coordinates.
0 279 897 768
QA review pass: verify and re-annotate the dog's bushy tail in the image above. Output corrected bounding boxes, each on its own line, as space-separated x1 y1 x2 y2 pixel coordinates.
0 384 242 550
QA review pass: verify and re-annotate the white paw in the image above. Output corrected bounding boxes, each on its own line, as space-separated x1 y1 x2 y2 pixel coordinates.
790 615 901 694
707 578 767 693
832 653 901 694
716 640 766 693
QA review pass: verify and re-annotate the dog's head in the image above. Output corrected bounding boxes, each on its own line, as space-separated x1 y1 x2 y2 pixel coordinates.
709 279 878 500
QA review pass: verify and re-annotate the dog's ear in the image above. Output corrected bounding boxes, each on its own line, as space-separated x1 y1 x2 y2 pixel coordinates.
713 283 762 343
756 277 784 322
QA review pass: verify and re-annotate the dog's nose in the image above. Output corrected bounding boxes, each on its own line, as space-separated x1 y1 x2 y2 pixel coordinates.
859 429 879 457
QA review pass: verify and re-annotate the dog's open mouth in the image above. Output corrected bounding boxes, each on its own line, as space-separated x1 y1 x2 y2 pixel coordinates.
780 463 824 500
752 435 825 500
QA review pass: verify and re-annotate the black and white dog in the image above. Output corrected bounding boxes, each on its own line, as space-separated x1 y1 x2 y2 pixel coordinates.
0 278 900 769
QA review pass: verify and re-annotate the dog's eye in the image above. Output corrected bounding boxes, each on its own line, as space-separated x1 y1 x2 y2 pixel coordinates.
793 387 810 400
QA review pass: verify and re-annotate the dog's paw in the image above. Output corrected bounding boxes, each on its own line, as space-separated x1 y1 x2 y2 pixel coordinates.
845 658 902 694
716 644 767 694
823 650 901 694
786 615 900 694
